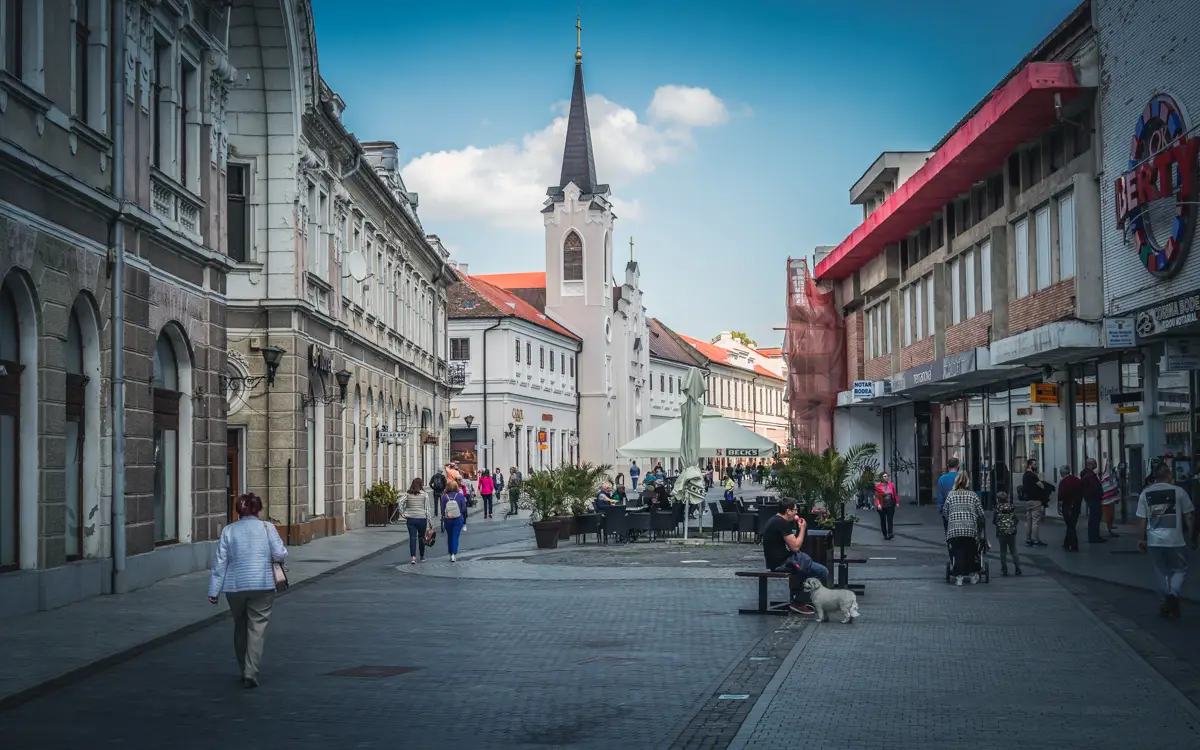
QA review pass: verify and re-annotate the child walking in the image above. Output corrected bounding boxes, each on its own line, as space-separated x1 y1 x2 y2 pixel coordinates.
993 491 1022 576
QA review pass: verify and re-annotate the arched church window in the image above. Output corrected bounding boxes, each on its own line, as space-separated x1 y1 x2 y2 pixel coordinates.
152 330 182 543
563 231 583 281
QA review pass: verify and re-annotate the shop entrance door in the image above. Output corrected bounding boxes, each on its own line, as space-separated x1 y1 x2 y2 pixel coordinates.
915 402 933 506
226 429 241 523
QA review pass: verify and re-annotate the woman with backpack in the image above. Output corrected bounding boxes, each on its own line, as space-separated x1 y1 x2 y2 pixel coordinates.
478 468 495 520
440 479 468 562
874 472 898 540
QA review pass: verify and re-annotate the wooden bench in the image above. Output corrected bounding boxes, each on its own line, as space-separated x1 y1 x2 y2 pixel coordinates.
735 571 793 616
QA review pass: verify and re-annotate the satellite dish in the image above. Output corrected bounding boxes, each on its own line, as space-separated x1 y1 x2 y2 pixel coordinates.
344 250 368 282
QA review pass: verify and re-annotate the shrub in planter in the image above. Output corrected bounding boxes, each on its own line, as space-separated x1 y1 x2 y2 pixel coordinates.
364 480 399 527
519 469 567 548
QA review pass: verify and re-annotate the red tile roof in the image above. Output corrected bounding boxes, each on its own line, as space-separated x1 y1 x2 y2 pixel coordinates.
756 347 783 357
677 334 784 381
454 272 579 341
473 271 547 290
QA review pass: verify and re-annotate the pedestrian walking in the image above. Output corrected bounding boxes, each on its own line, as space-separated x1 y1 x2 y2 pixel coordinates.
400 478 432 564
492 468 505 502
1100 459 1121 537
1057 465 1083 552
937 458 960 533
207 493 288 688
1137 462 1197 618
944 471 987 585
992 491 1022 576
874 472 897 540
440 480 468 562
1080 458 1107 544
479 468 495 519
1021 458 1051 547
630 460 641 490
506 466 521 518
429 469 447 518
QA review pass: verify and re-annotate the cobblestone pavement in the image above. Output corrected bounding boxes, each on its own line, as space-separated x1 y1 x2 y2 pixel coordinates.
3 520 1199 749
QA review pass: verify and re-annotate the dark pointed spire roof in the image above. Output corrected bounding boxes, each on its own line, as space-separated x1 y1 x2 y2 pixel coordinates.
558 60 599 194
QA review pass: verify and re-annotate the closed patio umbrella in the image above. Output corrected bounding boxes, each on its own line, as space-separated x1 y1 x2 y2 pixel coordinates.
674 368 707 540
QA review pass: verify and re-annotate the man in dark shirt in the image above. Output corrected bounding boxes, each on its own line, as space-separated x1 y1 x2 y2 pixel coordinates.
1080 457 1106 544
762 501 829 615
1022 459 1052 547
1056 465 1083 552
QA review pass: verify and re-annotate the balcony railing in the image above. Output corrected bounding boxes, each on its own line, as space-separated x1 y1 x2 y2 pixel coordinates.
151 172 203 243
447 361 467 387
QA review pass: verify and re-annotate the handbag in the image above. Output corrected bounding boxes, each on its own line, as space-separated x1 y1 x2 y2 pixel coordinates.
262 521 289 592
424 526 437 547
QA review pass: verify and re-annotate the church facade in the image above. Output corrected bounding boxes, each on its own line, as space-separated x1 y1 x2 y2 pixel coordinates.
470 41 650 471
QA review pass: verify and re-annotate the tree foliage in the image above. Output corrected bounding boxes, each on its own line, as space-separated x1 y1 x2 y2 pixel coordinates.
767 443 879 520
730 330 758 348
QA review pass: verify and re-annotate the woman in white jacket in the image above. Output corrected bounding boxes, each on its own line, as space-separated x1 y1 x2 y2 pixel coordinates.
207 493 288 688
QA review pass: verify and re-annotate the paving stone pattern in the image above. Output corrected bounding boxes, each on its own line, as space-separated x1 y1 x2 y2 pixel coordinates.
731 575 1200 750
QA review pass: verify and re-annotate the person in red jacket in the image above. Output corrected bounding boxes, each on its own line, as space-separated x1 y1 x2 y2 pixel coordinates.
478 468 496 520
1056 465 1083 552
874 473 898 540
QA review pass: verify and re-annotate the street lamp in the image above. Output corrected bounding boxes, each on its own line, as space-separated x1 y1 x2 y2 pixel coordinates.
464 414 475 428
301 368 354 408
261 345 285 386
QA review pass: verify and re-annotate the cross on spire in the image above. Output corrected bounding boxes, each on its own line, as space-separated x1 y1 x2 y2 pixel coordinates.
629 236 634 262
575 15 582 63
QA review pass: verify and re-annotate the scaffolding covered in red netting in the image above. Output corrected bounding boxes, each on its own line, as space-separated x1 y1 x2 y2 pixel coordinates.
784 257 845 453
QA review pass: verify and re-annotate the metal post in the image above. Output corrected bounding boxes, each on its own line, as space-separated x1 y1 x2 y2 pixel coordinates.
286 458 293 546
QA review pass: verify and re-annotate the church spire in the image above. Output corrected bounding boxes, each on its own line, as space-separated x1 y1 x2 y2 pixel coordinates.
557 15 599 195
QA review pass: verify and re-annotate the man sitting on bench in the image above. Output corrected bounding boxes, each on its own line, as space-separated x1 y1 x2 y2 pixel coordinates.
763 501 829 615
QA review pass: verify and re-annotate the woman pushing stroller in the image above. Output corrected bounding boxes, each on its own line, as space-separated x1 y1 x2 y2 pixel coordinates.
943 471 988 585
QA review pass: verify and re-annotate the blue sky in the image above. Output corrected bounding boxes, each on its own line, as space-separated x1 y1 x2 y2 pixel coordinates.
311 0 1082 348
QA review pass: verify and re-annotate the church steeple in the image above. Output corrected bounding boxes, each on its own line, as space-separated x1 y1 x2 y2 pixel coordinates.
556 16 600 196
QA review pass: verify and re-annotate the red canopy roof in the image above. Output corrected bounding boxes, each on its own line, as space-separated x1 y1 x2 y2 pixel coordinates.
815 62 1081 281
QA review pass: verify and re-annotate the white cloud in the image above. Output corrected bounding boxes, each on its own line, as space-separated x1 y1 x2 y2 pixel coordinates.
401 85 728 231
648 85 730 128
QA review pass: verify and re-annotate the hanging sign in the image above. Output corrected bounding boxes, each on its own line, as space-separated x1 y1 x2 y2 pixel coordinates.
852 380 874 400
1030 383 1059 405
1104 317 1137 348
724 448 759 457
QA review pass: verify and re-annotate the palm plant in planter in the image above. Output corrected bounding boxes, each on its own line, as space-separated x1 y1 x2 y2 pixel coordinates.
559 462 612 540
774 444 878 545
519 469 567 549
364 480 400 527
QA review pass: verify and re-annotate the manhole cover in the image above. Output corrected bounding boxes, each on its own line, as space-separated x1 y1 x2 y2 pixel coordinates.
325 665 421 679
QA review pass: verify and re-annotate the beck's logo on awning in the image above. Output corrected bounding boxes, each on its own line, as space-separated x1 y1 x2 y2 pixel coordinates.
1114 94 1199 279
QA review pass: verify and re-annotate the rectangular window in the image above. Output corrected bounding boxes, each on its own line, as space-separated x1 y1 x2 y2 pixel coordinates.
74 0 89 120
981 240 993 311
964 249 976 320
318 193 328 278
668 377 674 394
1015 217 1030 298
2 0 24 77
903 286 912 346
526 342 531 365
549 350 555 372
660 373 665 391
925 273 935 338
949 257 962 325
884 301 892 354
561 353 565 373
180 57 198 188
226 164 248 262
449 337 470 361
539 347 545 369
152 39 170 169
514 339 521 363
1058 192 1076 280
914 279 924 341
569 356 574 377
1034 206 1051 291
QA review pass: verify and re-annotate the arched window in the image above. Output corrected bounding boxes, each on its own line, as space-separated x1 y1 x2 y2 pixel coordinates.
365 389 374 486
64 306 85 559
563 231 583 281
153 331 181 543
0 278 23 570
351 387 362 502
376 393 384 486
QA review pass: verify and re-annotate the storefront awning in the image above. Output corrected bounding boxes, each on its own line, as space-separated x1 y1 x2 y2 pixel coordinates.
990 321 1106 367
889 347 1040 401
815 62 1081 281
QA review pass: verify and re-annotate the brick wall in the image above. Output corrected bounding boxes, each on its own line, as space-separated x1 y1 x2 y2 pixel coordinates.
1008 279 1075 336
864 355 891 381
901 338 934 370
844 310 864 388
945 311 992 356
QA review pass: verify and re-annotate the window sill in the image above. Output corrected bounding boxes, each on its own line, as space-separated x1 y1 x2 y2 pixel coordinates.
307 272 333 293
0 71 51 115
70 116 112 153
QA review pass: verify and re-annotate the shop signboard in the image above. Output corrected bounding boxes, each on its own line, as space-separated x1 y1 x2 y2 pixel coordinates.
891 360 944 393
1031 383 1059 405
852 380 874 400
1114 94 1199 279
1135 292 1200 338
1164 341 1200 372
1103 317 1137 348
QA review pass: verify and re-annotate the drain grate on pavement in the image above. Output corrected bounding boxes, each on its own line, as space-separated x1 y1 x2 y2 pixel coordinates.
324 665 421 679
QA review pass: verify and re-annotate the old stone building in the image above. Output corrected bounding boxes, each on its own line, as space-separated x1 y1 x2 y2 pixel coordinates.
221 3 454 538
0 0 235 616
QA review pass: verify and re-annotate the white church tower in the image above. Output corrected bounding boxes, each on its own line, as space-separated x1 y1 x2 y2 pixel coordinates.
543 21 648 469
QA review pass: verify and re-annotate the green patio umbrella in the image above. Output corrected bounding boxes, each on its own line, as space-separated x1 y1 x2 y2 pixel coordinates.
674 367 708 539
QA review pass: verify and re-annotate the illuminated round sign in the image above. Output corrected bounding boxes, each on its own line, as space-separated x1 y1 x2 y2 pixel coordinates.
1114 94 1200 278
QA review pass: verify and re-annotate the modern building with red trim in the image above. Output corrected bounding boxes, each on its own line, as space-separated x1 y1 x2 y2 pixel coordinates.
820 2 1102 505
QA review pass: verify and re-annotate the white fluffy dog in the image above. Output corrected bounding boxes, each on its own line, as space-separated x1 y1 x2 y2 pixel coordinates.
802 578 860 623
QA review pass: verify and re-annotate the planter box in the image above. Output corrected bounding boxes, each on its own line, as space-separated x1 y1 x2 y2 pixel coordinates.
832 520 855 547
555 517 573 540
533 521 560 549
365 504 390 527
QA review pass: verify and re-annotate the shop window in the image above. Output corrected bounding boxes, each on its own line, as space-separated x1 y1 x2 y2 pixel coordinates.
152 332 181 544
1011 426 1028 474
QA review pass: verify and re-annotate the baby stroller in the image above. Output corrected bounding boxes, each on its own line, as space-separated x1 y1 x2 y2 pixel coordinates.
944 527 990 584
